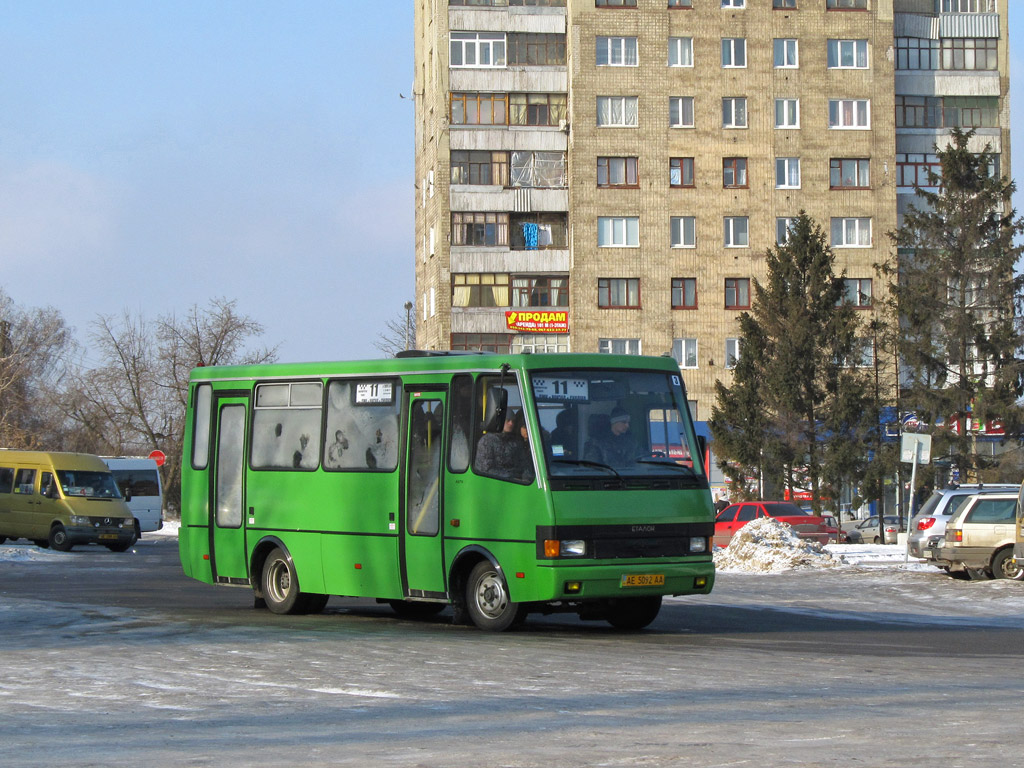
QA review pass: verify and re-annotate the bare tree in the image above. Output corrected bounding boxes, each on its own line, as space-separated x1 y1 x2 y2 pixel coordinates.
374 301 416 358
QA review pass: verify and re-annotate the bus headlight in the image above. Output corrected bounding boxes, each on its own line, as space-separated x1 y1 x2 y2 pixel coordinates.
70 515 89 525
689 537 707 554
560 540 586 557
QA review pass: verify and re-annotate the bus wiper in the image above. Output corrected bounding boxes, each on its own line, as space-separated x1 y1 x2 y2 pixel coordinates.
551 459 623 480
633 459 696 474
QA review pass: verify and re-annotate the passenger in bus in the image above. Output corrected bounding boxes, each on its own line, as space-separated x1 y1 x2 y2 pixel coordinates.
474 408 534 483
584 406 638 466
326 429 350 467
549 409 577 458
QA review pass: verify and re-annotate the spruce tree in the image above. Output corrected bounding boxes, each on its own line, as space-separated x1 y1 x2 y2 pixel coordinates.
888 128 1024 477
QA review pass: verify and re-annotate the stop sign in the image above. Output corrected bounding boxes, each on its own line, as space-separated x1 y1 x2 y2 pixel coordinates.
148 449 166 467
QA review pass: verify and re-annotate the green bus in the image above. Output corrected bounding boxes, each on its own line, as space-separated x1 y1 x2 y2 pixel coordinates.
179 351 715 631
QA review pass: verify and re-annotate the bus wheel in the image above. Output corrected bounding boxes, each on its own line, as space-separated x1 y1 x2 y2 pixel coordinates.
48 524 73 552
465 561 524 632
389 601 446 620
606 596 662 630
262 547 303 614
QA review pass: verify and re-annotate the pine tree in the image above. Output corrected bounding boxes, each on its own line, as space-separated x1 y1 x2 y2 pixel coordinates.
710 214 873 508
888 128 1024 477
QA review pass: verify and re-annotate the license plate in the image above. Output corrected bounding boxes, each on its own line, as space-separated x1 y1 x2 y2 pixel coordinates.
98 533 119 540
621 574 664 587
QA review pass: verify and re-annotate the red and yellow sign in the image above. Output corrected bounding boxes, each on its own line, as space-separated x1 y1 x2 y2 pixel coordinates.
505 310 568 334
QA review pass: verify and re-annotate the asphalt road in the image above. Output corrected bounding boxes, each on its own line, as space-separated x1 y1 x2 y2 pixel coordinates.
1 537 1021 768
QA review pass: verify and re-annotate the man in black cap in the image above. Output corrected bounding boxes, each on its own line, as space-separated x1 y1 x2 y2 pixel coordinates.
586 406 638 467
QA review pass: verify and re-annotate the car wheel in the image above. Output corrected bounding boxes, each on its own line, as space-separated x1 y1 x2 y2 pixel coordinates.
606 596 662 630
873 536 881 544
465 560 524 631
991 549 1024 581
48 524 73 552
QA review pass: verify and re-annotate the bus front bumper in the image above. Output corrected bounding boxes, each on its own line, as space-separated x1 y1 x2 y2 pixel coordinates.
531 559 715 601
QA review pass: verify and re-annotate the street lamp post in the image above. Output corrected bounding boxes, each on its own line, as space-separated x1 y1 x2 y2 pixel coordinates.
403 301 413 351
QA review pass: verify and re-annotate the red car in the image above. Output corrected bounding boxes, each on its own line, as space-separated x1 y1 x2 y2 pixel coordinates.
714 501 831 548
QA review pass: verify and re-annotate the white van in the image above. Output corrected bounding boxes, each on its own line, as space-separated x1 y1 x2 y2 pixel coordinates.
101 457 163 536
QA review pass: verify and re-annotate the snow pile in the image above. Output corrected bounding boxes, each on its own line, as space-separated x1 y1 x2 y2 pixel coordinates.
714 517 844 573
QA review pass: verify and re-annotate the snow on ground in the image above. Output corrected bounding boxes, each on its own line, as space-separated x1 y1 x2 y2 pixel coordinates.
714 517 843 572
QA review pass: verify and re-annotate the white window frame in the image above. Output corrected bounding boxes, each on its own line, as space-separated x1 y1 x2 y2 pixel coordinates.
827 39 869 69
597 36 639 67
671 216 696 248
450 32 507 69
512 334 569 354
829 99 871 130
599 338 642 355
597 96 639 127
721 38 747 68
775 157 801 189
722 97 747 128
725 338 740 369
598 216 640 247
774 39 798 68
722 0 745 7
774 98 800 128
669 97 695 128
941 0 995 13
830 217 872 247
776 217 797 245
724 217 749 248
673 338 699 369
668 37 694 67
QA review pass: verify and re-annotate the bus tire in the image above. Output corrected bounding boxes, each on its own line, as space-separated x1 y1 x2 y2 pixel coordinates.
261 547 303 614
606 596 662 630
49 524 73 552
298 593 330 614
465 560 524 632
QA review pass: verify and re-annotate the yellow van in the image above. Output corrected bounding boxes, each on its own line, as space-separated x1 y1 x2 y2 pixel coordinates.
0 451 136 552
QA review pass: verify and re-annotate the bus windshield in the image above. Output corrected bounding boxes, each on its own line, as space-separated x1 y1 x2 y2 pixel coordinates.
56 470 122 499
531 369 703 479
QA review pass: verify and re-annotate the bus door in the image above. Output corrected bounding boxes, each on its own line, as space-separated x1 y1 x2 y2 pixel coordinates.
209 394 250 583
401 391 447 598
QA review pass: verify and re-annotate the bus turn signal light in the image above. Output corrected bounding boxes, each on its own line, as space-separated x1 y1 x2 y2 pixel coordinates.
544 540 560 557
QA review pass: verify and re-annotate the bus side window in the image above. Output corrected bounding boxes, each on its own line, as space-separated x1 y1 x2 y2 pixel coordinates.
251 382 324 470
449 375 473 473
0 467 12 493
324 380 400 472
14 468 35 495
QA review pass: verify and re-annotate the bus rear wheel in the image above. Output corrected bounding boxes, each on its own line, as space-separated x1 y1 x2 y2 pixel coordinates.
465 560 524 632
605 596 662 630
262 547 308 615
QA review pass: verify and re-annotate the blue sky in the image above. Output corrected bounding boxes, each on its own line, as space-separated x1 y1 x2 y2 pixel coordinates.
0 3 1019 365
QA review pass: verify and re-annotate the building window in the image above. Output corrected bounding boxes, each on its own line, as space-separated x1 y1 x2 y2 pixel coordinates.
596 0 637 5
512 334 569 354
895 96 998 129
827 0 867 8
510 213 567 249
597 157 638 188
451 212 509 246
775 98 800 128
511 276 569 308
829 99 870 129
827 39 869 69
598 278 641 308
450 32 507 68
776 217 797 245
724 217 749 248
509 93 567 126
896 38 940 70
673 338 698 369
774 39 798 68
599 338 642 355
725 338 740 369
841 278 872 307
896 38 997 71
668 37 694 67
773 0 797 7
597 96 639 127
723 157 748 188
596 36 638 66
450 92 508 125
451 150 509 186
725 278 750 309
670 157 695 188
721 38 747 68
598 216 639 247
671 216 696 248
840 338 875 368
507 33 566 66
510 151 567 188
672 278 697 309
451 333 512 353
830 158 870 189
775 157 801 189
830 217 872 247
722 0 745 7
722 97 747 128
668 0 693 7
452 274 510 308
670 97 695 128
941 0 995 11
897 153 942 190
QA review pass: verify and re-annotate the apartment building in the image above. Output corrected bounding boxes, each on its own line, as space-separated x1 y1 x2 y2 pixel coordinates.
413 0 1010 423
